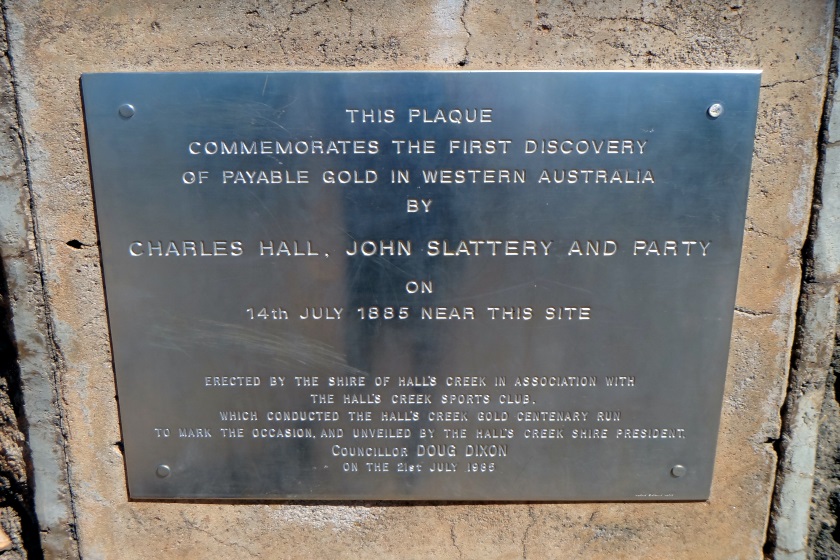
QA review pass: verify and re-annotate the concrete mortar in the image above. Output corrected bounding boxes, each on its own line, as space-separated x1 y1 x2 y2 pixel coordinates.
0 0 835 558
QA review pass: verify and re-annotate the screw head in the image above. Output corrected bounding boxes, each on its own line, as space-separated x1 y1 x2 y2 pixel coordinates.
670 464 687 478
155 464 171 478
118 104 136 119
707 103 724 118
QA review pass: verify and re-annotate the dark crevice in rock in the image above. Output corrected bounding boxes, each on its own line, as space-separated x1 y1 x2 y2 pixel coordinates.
458 0 470 67
835 361 840 406
764 436 782 456
762 538 774 557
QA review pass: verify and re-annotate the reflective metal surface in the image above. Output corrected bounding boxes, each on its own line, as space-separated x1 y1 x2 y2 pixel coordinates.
82 71 760 500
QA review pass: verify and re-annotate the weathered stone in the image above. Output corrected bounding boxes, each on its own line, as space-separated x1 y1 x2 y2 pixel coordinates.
768 284 838 559
766 12 840 558
808 331 840 560
0 9 34 560
0 5 78 559
814 144 840 282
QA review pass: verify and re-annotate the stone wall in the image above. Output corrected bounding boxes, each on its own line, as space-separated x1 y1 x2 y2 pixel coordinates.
1 11 40 559
0 1 836 558
803 16 840 559
809 332 840 559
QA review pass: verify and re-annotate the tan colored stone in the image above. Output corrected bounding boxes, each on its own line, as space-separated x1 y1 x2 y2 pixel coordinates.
2 0 834 558
0 526 12 551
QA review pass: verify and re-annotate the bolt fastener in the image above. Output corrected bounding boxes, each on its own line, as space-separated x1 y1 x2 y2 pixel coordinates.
670 464 687 478
707 103 724 118
155 464 171 478
118 104 136 118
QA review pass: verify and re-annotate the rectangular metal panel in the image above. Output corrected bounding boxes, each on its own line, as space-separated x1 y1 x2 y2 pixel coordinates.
82 71 760 500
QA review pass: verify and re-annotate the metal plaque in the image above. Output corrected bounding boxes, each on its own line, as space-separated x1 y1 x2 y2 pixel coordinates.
82 71 759 501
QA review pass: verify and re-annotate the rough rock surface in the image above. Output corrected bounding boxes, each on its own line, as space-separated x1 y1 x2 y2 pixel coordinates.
0 1 835 558
0 10 35 560
809 332 840 559
0 298 29 559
